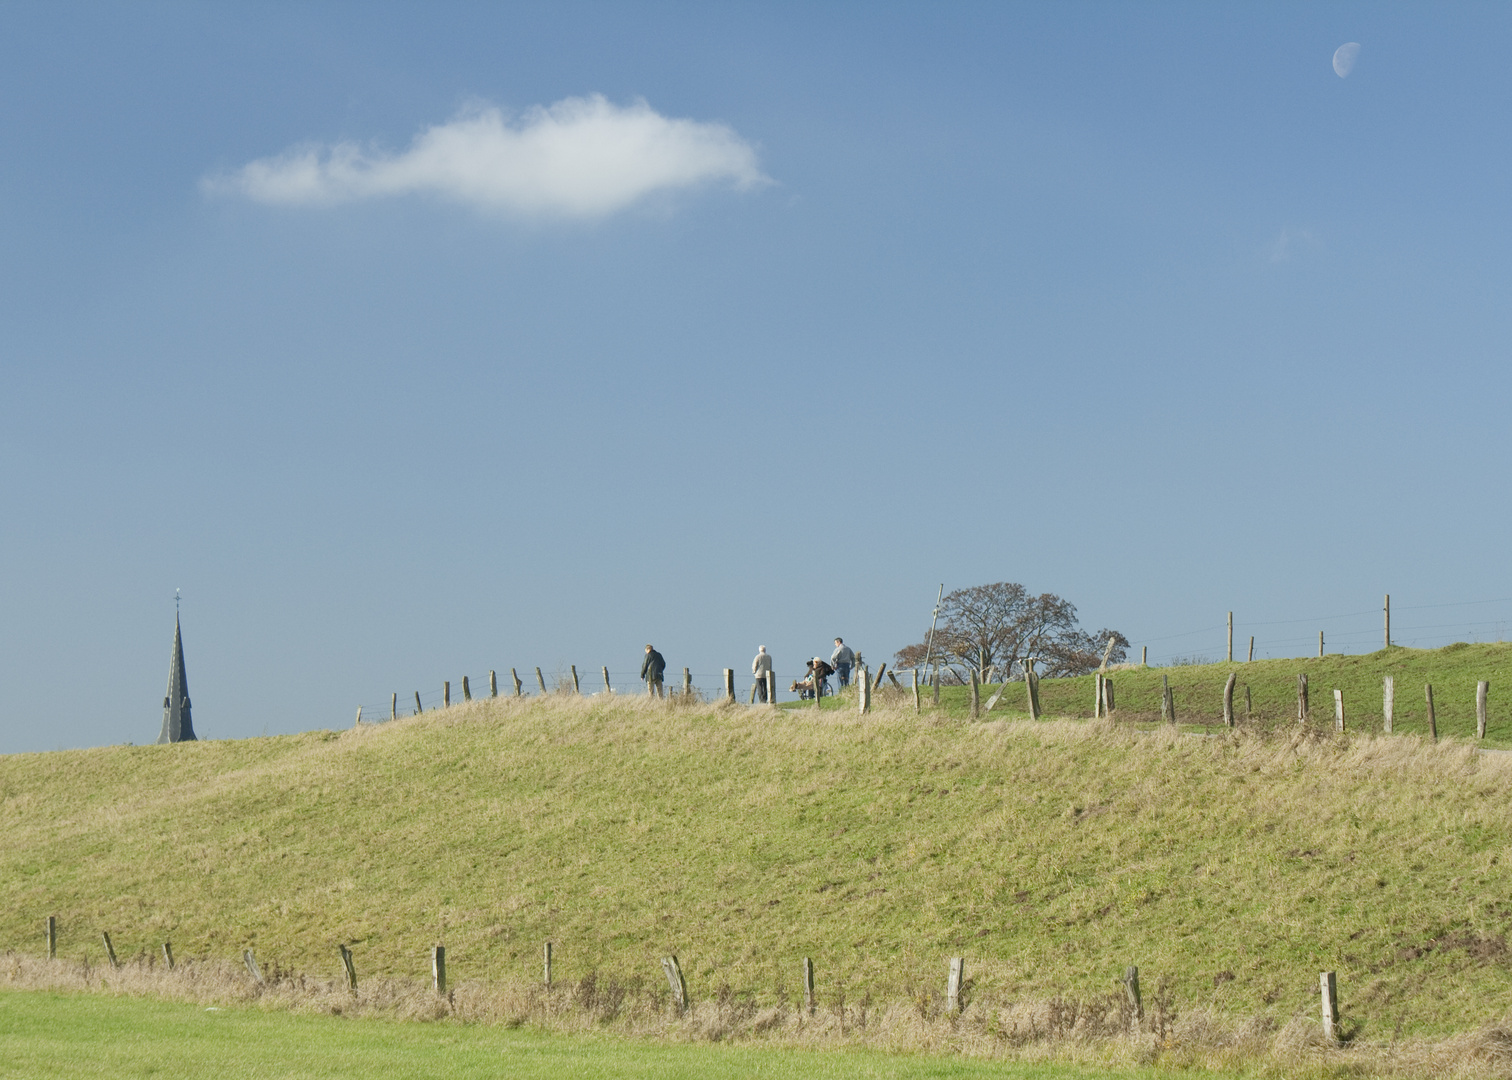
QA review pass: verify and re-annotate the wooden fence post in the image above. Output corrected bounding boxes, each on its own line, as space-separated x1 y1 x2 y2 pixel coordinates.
544 941 553 988
802 957 816 1015
1478 680 1489 740
1141 646 1147 667
571 665 581 694
353 706 362 728
661 955 688 1014
1160 674 1173 724
1297 673 1309 723
1223 672 1237 727
603 666 612 694
339 944 357 993
1383 676 1394 733
101 931 118 969
535 668 547 694
683 668 693 697
46 916 55 960
462 676 471 702
162 942 174 970
947 956 965 1015
1094 673 1104 718
1026 664 1042 721
490 670 498 698
860 666 872 714
1122 965 1143 1031
244 949 264 985
414 691 423 715
969 668 979 719
1248 636 1255 662
443 681 450 708
767 670 776 706
913 668 921 713
1334 689 1345 732
1319 631 1324 658
1426 684 1437 741
724 668 735 703
873 662 887 690
1320 971 1339 1044
1103 677 1115 715
511 669 522 697
432 945 446 994
391 692 397 720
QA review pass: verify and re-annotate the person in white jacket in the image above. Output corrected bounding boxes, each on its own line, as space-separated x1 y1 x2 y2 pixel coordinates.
751 646 774 702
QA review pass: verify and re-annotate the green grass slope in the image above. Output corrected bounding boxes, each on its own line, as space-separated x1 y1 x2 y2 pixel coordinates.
4 652 1512 1042
910 643 1512 745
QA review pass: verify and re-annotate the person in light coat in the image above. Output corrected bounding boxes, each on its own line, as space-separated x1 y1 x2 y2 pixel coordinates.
751 646 774 703
831 638 855 688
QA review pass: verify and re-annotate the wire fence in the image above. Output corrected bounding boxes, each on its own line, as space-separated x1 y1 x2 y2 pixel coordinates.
347 598 1512 723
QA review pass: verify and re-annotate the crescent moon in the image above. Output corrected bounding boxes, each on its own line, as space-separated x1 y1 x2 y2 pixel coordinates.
1333 42 1361 78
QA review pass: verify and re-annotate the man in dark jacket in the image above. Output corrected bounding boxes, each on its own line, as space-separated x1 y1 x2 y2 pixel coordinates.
641 644 666 698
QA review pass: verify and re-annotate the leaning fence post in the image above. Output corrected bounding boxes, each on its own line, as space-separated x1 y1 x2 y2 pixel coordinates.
1297 673 1309 723
603 666 612 694
162 942 174 970
535 667 547 694
1426 683 1437 741
46 915 56 960
511 669 522 697
414 691 423 715
913 668 921 713
101 931 118 969
339 944 357 993
1320 971 1339 1044
947 956 965 1014
244 949 264 985
1383 676 1394 733
1334 689 1345 732
544 941 553 988
1160 674 1172 724
353 706 362 728
571 665 581 694
432 945 446 994
1122 965 1143 1031
1478 680 1489 740
802 957 816 1015
661 955 688 1014
391 692 397 720
1222 672 1237 727
462 676 471 702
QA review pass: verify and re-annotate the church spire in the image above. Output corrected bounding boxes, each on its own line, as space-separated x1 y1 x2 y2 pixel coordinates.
157 602 196 744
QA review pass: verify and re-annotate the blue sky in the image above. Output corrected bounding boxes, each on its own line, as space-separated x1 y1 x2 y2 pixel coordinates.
5 3 1512 752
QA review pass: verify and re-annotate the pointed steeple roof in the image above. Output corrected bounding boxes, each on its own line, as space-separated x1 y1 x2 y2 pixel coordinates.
157 613 196 744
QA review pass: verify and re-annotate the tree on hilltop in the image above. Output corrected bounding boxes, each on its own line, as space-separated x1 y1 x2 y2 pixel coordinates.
892 582 1128 681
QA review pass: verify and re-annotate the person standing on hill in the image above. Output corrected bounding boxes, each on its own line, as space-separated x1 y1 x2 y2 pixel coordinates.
831 638 855 688
751 645 773 702
641 644 666 698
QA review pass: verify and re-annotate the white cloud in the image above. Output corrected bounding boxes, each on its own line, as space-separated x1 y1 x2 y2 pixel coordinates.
205 95 768 218
1266 227 1318 263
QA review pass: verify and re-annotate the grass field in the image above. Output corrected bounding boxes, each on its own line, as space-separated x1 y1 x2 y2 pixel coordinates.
0 990 1193 1080
844 643 1512 745
6 643 1512 1074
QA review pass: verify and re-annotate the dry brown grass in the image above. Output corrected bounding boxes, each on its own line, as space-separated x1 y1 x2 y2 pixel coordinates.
9 948 1512 1078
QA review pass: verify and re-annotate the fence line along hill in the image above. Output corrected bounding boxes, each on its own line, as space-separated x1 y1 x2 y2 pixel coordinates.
4 643 1512 1048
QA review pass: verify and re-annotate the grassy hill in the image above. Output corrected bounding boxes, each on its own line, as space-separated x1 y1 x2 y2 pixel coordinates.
5 644 1512 1054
